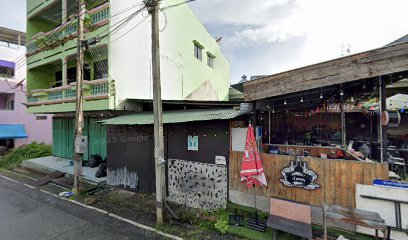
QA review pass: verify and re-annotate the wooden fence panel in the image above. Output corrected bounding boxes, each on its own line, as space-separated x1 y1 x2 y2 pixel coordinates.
229 152 389 209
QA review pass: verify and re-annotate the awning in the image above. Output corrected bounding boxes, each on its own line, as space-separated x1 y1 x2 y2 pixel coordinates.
100 108 243 125
0 60 15 69
0 124 28 139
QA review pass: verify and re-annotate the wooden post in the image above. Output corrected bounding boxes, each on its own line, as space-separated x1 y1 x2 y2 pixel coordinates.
341 103 346 148
148 0 166 224
73 0 85 194
268 106 271 144
379 76 387 163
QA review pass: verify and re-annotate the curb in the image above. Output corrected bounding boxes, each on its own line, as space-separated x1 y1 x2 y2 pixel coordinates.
0 173 183 240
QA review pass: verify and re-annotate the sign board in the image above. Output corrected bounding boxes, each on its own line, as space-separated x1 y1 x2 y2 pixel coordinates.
280 157 320 190
215 156 226 165
75 136 88 154
373 179 408 189
188 135 198 151
231 128 247 151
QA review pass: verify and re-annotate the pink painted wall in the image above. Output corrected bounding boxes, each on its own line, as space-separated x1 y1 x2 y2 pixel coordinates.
0 45 52 148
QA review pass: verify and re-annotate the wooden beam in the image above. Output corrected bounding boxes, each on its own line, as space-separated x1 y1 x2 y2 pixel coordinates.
244 42 408 101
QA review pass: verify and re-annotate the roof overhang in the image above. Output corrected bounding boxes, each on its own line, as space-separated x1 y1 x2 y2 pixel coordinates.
0 27 26 45
100 108 244 125
243 41 408 101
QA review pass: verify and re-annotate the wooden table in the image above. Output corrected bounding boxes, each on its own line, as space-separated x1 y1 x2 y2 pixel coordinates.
323 204 388 240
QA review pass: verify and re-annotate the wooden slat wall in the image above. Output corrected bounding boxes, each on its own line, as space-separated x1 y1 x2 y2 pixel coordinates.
243 42 408 101
229 151 389 208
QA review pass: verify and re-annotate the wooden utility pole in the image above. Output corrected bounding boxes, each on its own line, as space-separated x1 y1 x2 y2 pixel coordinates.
73 0 85 194
147 0 166 223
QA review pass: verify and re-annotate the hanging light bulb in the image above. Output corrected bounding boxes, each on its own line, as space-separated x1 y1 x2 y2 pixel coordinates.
284 99 287 105
272 107 275 114
203 132 207 137
300 97 304 103
320 92 323 99
340 89 344 96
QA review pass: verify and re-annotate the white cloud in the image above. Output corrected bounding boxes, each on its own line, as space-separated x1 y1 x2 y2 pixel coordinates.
189 0 408 82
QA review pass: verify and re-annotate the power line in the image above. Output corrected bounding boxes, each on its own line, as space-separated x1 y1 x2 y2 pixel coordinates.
160 0 197 11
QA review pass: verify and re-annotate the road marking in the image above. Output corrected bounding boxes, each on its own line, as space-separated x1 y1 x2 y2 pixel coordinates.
0 174 18 183
0 173 183 240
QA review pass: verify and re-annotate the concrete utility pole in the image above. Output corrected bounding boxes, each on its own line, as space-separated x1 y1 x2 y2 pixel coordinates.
147 0 166 224
73 0 85 194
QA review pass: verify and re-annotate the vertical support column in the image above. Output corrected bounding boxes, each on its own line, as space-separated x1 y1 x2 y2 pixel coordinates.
379 76 387 163
268 106 271 144
251 102 257 126
62 57 68 86
62 0 68 24
341 103 346 148
17 34 21 49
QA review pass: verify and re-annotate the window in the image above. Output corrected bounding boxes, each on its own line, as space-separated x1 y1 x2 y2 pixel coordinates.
7 99 14 110
0 93 15 110
0 66 15 78
207 54 215 69
194 43 202 61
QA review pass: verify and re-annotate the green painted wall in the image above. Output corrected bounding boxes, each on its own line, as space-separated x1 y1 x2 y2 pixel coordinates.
162 0 230 101
27 65 58 91
27 99 111 114
27 25 108 69
27 18 57 41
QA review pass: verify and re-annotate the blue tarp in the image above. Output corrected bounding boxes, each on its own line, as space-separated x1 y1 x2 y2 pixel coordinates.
0 124 28 139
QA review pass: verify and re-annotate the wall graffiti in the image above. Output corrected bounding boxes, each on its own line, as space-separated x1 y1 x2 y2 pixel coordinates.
107 167 138 189
167 159 227 211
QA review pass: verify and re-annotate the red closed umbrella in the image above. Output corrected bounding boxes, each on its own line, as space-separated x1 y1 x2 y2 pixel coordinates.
240 124 267 187
240 124 267 232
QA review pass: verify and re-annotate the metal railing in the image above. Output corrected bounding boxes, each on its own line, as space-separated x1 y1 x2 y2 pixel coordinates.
27 78 113 105
27 2 109 54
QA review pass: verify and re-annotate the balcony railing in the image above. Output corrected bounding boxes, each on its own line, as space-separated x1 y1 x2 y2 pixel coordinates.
26 78 114 106
27 2 109 55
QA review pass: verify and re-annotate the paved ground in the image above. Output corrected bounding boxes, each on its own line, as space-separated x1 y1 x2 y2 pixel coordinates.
0 176 168 240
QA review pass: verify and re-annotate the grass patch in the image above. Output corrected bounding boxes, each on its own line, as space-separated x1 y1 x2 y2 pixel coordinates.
0 142 52 169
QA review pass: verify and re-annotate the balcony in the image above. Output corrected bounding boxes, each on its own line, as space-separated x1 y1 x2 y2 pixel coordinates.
26 78 114 106
26 2 109 56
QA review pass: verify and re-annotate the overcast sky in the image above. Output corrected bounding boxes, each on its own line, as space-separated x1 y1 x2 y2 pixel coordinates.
2 0 407 84
188 0 408 83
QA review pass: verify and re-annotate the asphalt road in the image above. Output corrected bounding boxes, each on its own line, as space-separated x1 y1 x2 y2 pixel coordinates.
0 176 168 240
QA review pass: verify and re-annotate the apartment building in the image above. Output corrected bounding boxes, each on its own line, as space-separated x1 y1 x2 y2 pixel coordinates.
0 27 51 150
25 0 230 160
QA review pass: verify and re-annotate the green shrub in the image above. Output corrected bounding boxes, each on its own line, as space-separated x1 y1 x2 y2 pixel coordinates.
0 142 52 169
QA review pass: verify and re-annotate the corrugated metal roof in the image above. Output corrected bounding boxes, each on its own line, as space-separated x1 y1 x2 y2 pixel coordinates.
386 34 408 46
100 108 243 125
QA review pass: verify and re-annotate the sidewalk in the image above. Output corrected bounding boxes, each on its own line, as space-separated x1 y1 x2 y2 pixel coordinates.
21 156 106 184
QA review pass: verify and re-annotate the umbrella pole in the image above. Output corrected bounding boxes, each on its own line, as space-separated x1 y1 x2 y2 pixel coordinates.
253 184 257 223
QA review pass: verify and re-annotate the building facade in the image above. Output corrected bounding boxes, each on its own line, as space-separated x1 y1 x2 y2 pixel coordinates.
0 27 52 149
25 0 230 160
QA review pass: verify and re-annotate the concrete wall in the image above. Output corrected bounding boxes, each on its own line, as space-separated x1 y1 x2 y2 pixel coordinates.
0 45 52 147
356 184 408 240
110 0 230 107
